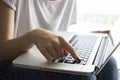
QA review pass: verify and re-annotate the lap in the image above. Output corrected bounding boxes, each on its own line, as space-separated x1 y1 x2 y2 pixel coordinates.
97 56 119 80
0 57 118 80
0 61 95 80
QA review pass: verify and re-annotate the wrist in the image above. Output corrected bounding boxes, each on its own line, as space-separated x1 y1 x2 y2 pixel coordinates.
20 33 34 49
24 29 44 44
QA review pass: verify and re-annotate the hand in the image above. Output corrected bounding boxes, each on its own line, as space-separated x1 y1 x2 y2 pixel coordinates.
91 30 110 34
26 29 80 62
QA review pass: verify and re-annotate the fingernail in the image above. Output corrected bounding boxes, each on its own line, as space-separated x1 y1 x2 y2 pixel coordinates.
64 50 68 56
76 56 81 63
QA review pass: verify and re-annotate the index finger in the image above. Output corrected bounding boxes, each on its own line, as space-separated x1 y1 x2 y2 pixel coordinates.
59 36 80 61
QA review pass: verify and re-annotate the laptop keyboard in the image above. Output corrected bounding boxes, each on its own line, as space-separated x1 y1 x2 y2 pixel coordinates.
58 35 98 65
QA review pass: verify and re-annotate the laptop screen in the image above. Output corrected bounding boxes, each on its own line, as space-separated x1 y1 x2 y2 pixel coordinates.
110 17 120 46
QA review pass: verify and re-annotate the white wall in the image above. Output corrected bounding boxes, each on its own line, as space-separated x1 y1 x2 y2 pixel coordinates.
77 0 120 15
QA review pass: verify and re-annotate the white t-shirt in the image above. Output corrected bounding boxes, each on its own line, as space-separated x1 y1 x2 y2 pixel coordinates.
2 0 76 37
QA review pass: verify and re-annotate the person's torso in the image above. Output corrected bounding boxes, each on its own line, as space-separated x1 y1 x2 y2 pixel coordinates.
4 0 77 37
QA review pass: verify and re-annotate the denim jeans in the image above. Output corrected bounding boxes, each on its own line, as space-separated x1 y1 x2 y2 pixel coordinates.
97 57 119 80
0 57 118 80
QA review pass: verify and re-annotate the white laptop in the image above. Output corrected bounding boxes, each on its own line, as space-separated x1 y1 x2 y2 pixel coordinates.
12 30 120 76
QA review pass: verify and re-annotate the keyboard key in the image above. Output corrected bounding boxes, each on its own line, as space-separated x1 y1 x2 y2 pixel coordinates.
57 35 98 65
64 60 76 64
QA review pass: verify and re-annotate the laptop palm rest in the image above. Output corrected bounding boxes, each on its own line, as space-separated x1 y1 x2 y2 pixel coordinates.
13 46 95 75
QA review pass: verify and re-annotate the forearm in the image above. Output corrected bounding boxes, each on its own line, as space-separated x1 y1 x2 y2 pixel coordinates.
0 35 33 60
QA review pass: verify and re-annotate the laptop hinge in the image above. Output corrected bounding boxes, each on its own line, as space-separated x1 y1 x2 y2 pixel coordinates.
93 36 108 67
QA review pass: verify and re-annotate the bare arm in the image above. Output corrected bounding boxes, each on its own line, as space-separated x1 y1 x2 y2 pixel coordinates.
0 1 80 62
0 1 33 60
